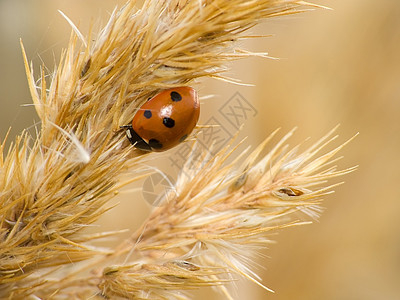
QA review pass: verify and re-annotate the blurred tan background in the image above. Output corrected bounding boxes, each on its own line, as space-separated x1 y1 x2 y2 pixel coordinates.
1 0 399 299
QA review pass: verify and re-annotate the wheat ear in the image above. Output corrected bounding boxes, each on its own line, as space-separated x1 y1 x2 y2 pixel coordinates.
0 0 353 299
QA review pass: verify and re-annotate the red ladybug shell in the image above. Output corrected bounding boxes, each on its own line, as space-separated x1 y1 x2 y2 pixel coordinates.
129 87 200 151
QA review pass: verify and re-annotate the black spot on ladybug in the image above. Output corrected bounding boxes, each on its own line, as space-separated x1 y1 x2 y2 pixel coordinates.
163 117 175 128
170 91 182 102
144 110 152 119
148 139 163 149
179 134 188 142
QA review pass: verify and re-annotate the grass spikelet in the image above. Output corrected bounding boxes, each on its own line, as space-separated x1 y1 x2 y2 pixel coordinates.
97 129 356 299
0 0 355 299
100 262 224 299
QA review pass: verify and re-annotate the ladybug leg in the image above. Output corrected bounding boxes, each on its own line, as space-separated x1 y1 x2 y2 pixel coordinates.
120 125 152 151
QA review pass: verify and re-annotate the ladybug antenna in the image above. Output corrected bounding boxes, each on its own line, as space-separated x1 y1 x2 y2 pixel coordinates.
119 124 132 129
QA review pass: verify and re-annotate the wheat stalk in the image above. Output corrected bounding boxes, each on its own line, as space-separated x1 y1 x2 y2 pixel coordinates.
0 0 353 299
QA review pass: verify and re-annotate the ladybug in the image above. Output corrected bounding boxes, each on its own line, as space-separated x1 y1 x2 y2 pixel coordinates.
122 87 200 151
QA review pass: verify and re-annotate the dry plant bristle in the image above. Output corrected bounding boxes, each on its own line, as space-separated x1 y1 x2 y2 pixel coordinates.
0 0 354 299
96 129 356 299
